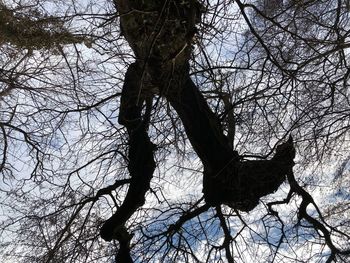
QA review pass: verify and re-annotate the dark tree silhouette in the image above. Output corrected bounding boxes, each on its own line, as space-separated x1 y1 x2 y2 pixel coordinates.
1 0 350 262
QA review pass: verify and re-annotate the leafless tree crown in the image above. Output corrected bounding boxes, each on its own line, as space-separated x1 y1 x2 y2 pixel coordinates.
0 0 350 262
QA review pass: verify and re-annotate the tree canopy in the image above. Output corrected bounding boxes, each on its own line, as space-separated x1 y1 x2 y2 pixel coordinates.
0 0 350 262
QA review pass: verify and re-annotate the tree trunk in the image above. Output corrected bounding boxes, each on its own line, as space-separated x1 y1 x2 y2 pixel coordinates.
100 2 296 257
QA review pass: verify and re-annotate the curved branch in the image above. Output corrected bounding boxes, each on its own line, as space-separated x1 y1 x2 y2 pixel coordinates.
100 63 156 263
287 170 350 259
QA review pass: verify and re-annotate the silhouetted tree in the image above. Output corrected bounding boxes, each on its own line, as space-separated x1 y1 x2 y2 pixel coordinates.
1 1 349 262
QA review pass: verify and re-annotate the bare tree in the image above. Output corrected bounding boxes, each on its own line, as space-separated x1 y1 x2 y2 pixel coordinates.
1 0 350 262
